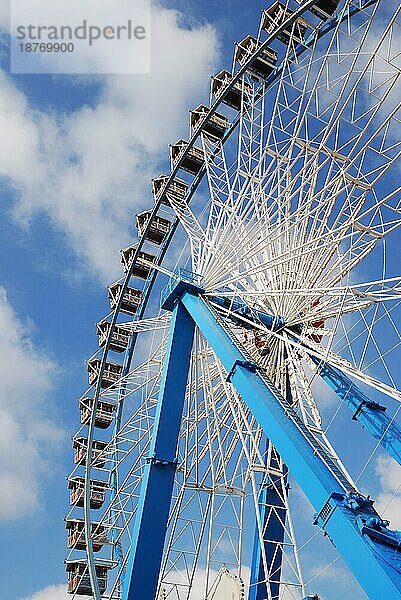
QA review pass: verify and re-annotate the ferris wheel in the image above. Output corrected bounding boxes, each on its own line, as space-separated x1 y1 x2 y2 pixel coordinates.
65 1 401 599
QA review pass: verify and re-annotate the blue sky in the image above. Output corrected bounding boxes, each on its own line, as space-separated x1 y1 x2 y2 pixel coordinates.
0 2 400 599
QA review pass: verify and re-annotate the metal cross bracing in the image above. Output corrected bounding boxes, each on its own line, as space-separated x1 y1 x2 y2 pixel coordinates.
248 442 306 600
64 1 401 600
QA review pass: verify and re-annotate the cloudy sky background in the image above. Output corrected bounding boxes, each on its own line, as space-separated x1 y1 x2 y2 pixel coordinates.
0 1 400 599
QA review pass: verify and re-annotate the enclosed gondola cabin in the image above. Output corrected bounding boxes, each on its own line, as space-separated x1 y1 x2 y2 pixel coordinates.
170 139 205 175
235 36 277 80
79 397 116 429
87 358 123 388
96 320 130 353
309 299 325 343
73 437 108 468
108 282 142 316
120 245 156 279
190 104 229 140
66 518 106 552
66 561 109 595
136 211 172 245
253 329 271 357
152 174 189 207
314 0 339 18
68 476 108 509
211 70 251 111
261 2 308 44
243 328 271 357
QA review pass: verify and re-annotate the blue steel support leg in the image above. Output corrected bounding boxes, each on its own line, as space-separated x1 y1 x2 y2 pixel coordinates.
249 371 293 600
249 481 267 600
249 457 289 600
309 355 401 466
176 291 401 600
122 302 195 600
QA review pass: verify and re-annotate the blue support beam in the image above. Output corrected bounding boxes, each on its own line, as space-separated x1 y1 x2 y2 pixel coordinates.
249 457 288 600
249 482 268 600
180 292 349 507
249 372 292 600
175 290 401 600
204 290 401 469
209 295 284 331
309 355 401 467
122 302 195 600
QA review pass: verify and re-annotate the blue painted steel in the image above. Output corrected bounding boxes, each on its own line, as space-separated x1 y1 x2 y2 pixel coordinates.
161 268 205 310
248 456 289 600
177 291 401 599
210 295 284 331
205 293 401 468
249 483 266 600
179 292 352 504
249 370 292 600
308 355 401 467
122 302 195 600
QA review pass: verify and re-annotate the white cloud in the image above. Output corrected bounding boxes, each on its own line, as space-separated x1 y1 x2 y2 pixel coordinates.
20 584 70 600
163 566 249 599
0 3 8 28
22 569 248 600
0 287 61 521
0 4 220 280
311 371 340 409
374 454 401 529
